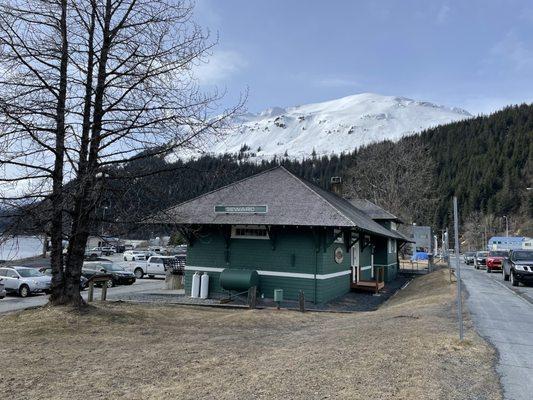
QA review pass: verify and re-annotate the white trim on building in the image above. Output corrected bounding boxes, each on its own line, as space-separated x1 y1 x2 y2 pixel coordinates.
184 265 351 280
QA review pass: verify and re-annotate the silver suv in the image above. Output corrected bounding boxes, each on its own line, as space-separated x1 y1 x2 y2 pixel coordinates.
0 266 51 297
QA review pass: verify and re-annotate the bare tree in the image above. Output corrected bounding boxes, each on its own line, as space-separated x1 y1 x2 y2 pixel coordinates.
344 138 437 224
462 211 502 250
0 0 243 306
461 211 485 251
0 0 69 290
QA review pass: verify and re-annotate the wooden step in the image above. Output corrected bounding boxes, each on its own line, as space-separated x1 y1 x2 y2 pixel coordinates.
351 280 385 292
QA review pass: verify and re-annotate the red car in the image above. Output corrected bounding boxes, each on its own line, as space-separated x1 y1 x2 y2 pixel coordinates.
486 250 509 273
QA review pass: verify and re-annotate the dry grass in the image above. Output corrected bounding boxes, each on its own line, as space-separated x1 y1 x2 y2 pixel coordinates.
0 269 501 400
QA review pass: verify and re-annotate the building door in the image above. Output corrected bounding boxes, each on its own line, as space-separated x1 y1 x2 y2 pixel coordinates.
351 241 360 283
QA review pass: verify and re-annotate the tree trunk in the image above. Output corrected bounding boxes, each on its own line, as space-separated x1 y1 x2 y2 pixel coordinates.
49 0 69 305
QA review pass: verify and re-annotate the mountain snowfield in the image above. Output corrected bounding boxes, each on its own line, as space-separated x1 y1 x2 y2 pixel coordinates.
190 93 473 160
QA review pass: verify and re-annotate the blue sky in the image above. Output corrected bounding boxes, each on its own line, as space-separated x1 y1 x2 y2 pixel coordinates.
193 0 533 115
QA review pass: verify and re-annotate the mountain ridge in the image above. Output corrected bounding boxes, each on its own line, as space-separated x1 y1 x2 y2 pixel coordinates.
195 92 472 160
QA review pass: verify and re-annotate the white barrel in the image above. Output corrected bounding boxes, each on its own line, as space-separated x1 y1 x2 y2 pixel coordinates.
191 272 201 298
200 273 209 299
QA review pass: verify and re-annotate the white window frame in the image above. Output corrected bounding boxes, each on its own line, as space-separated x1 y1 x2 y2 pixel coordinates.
231 225 270 240
388 238 396 254
390 221 397 231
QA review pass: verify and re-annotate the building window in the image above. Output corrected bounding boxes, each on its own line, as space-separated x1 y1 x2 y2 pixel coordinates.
390 222 397 231
231 225 269 240
388 239 396 254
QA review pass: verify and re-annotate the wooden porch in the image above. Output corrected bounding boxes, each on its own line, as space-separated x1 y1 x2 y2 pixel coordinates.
350 266 385 294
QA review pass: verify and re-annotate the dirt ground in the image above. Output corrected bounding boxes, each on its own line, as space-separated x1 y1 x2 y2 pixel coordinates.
0 269 502 400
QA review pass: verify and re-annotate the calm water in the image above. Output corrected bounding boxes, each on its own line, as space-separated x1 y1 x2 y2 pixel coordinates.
0 236 44 261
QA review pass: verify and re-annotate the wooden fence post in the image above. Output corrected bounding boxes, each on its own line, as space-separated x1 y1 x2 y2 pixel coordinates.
88 282 94 303
298 290 305 313
101 281 108 301
248 286 257 309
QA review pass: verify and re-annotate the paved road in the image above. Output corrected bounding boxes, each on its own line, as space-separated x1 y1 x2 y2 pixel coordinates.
461 261 533 400
0 278 165 314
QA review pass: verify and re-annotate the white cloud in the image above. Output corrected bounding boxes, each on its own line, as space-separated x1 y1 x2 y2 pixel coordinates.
194 50 248 85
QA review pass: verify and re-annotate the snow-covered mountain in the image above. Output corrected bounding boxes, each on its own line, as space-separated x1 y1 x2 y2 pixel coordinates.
196 93 473 160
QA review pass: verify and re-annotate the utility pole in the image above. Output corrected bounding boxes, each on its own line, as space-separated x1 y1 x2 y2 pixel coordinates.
484 223 488 250
445 227 451 282
441 229 446 257
503 215 509 237
453 197 464 341
101 206 108 237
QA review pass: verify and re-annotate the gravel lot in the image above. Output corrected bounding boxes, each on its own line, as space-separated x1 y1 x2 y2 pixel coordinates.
0 269 502 400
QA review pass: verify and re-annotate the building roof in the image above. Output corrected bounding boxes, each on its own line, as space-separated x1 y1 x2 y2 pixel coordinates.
348 199 403 222
489 236 528 243
148 166 409 241
393 229 412 243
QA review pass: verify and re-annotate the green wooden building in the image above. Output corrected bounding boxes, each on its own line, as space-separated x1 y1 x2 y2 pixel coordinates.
150 167 411 303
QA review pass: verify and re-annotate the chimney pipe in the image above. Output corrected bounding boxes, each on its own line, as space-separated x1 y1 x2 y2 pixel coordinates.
330 176 342 196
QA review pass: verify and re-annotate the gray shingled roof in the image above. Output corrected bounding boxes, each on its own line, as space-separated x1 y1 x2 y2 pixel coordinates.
148 166 407 241
348 199 402 222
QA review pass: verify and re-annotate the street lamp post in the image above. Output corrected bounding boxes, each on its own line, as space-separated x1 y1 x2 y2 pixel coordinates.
503 215 509 237
102 205 109 236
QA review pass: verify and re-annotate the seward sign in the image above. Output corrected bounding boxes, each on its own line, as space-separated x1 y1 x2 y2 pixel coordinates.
214 205 268 214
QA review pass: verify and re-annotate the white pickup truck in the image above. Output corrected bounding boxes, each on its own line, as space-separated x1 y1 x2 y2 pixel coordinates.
131 255 185 279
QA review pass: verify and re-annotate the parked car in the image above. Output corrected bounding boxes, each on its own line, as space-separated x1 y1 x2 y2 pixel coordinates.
123 250 148 261
83 261 135 287
486 250 508 273
0 277 6 299
474 251 489 269
85 247 102 260
91 246 115 256
463 252 475 265
0 266 51 297
81 262 106 280
132 255 186 279
39 266 88 290
503 250 533 286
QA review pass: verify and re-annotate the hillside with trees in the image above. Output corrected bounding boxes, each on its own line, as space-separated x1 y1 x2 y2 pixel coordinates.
422 104 532 231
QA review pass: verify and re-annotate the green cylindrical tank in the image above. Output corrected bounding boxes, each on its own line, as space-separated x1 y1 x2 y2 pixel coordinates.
220 269 259 291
